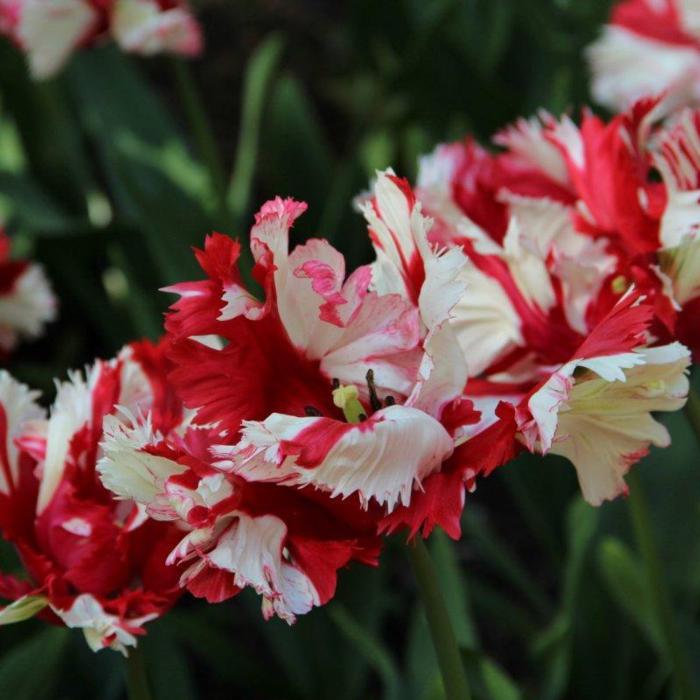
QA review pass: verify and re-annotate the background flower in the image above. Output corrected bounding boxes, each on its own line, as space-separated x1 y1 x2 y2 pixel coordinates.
0 229 55 354
588 0 700 110
0 0 202 79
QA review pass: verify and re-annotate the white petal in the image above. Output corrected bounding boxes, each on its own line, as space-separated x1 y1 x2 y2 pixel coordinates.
587 26 700 111
0 263 56 350
450 261 523 377
361 169 434 302
364 169 422 270
56 594 154 656
111 0 201 56
525 342 691 505
228 405 453 512
203 513 319 623
0 371 43 495
36 369 93 513
97 413 187 519
661 235 700 303
419 245 468 331
501 217 556 312
37 347 161 513
407 322 468 418
18 0 96 79
494 113 570 186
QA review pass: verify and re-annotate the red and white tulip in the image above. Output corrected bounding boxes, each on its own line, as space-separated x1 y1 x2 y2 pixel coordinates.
98 183 504 618
0 0 202 79
587 0 700 110
0 230 55 353
0 340 183 654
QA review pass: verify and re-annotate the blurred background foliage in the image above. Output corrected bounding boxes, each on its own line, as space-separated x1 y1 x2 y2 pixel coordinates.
1 0 699 698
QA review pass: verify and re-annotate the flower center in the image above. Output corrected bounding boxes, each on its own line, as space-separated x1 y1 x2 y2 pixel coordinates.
306 370 396 423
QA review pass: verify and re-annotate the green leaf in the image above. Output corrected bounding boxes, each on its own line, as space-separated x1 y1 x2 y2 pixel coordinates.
0 626 69 700
261 73 333 233
498 460 564 571
462 648 522 700
106 240 163 340
228 34 286 223
359 128 396 173
452 0 514 79
144 619 198 700
597 537 663 652
171 607 289 698
405 604 441 700
464 509 552 618
0 43 94 214
468 579 538 639
478 657 521 700
329 603 401 700
0 171 80 236
533 499 598 700
66 46 211 284
331 562 395 700
562 498 599 609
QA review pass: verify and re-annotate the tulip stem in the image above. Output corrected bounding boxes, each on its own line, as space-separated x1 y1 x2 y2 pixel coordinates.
628 472 698 700
170 57 228 222
407 538 471 700
125 646 153 700
684 386 700 445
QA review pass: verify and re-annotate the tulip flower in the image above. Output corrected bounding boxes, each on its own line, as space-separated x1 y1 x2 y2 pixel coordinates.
0 341 183 654
0 230 55 354
0 0 202 79
587 0 700 110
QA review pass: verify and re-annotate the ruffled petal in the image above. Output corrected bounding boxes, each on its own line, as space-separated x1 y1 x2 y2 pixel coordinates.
219 404 454 512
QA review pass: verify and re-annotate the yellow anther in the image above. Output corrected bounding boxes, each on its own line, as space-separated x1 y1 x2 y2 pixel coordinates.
641 380 667 396
332 384 366 424
611 275 628 294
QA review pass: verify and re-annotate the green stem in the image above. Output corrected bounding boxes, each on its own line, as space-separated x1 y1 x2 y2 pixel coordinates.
125 646 153 700
627 472 698 700
407 539 471 700
170 57 228 222
684 386 700 445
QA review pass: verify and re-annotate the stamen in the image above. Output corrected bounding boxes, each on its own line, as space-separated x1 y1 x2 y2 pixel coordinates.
611 275 628 294
305 406 322 417
365 369 382 412
331 378 340 390
384 395 396 406
332 384 366 424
